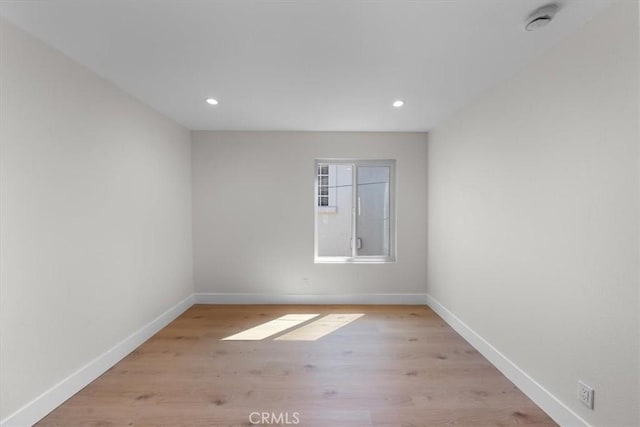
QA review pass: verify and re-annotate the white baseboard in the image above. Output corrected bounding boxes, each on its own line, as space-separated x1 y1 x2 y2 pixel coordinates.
194 292 427 305
0 294 195 427
425 294 589 427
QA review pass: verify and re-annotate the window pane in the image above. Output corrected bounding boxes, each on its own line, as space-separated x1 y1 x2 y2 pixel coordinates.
320 186 328 196
317 164 352 257
320 165 329 175
356 166 390 256
320 176 328 186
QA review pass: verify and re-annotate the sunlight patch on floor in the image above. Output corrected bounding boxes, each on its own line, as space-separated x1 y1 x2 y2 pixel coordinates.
275 313 364 341
222 314 319 340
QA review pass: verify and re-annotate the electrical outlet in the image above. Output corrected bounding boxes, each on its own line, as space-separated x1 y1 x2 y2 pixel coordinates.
577 380 594 409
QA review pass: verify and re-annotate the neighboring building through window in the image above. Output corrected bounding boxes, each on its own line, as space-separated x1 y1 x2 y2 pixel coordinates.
315 159 395 263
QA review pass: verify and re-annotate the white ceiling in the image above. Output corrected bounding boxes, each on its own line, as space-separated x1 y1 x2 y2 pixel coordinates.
0 0 614 131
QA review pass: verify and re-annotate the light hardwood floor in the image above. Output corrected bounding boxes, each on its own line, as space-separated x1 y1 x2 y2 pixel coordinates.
37 305 556 426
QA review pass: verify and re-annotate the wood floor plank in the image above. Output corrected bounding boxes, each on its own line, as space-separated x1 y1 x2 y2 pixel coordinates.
221 314 321 341
275 313 365 341
36 305 556 426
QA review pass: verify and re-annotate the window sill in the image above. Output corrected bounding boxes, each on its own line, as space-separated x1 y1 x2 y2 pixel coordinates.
315 257 396 264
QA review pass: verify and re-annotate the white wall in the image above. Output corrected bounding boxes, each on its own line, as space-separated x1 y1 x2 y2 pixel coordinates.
0 20 193 421
426 2 639 426
192 132 427 298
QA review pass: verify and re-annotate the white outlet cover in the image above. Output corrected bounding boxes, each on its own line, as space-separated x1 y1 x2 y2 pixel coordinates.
577 380 594 409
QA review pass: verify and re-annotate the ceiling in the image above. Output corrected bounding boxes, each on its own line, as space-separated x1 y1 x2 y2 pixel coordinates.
0 0 614 131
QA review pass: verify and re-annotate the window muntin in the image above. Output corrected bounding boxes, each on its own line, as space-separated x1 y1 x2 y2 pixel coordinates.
314 159 395 263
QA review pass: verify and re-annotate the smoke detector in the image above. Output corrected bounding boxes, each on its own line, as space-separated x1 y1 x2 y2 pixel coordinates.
525 3 560 31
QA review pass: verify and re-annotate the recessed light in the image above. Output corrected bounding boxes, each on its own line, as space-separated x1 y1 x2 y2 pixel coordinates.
205 98 219 105
392 100 404 108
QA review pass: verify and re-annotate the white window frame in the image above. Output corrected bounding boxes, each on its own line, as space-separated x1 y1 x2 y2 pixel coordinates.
314 159 396 264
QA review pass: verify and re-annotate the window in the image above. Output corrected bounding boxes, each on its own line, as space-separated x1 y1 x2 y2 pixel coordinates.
314 159 395 263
